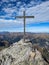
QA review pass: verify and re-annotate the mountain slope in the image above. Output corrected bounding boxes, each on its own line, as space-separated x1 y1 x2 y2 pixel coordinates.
0 39 47 65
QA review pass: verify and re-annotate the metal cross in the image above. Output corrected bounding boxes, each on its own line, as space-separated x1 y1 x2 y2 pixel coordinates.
16 11 34 42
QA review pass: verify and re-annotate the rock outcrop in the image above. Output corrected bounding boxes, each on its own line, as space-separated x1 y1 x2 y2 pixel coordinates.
0 39 46 65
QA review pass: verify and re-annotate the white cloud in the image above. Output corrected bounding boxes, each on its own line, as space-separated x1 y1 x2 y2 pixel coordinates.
0 1 49 32
16 2 21 7
2 0 16 2
3 7 16 14
26 1 49 23
0 1 49 24
0 19 23 31
0 19 23 23
15 1 49 24
2 0 9 2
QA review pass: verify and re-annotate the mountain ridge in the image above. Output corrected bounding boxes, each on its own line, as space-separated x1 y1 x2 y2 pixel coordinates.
0 39 48 65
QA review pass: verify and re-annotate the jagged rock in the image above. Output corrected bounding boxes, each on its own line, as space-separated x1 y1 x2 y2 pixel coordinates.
0 39 46 65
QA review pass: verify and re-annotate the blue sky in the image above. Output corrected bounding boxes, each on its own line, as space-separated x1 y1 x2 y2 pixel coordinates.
0 0 49 32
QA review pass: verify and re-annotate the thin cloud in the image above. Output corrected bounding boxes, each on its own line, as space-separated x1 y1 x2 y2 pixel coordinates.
0 0 49 32
0 1 49 23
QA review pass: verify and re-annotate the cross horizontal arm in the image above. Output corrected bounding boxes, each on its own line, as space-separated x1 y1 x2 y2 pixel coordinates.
25 16 34 18
15 16 24 18
15 16 34 18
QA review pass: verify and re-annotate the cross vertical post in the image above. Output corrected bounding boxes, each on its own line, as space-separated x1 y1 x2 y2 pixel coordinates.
23 11 25 42
15 11 34 42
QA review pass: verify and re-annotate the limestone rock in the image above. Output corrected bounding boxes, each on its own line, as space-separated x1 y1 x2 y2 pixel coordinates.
0 39 46 65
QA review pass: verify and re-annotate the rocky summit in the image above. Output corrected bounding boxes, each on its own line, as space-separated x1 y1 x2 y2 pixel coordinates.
0 39 46 65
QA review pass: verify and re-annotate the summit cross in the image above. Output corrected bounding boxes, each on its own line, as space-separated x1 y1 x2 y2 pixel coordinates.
16 11 34 42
